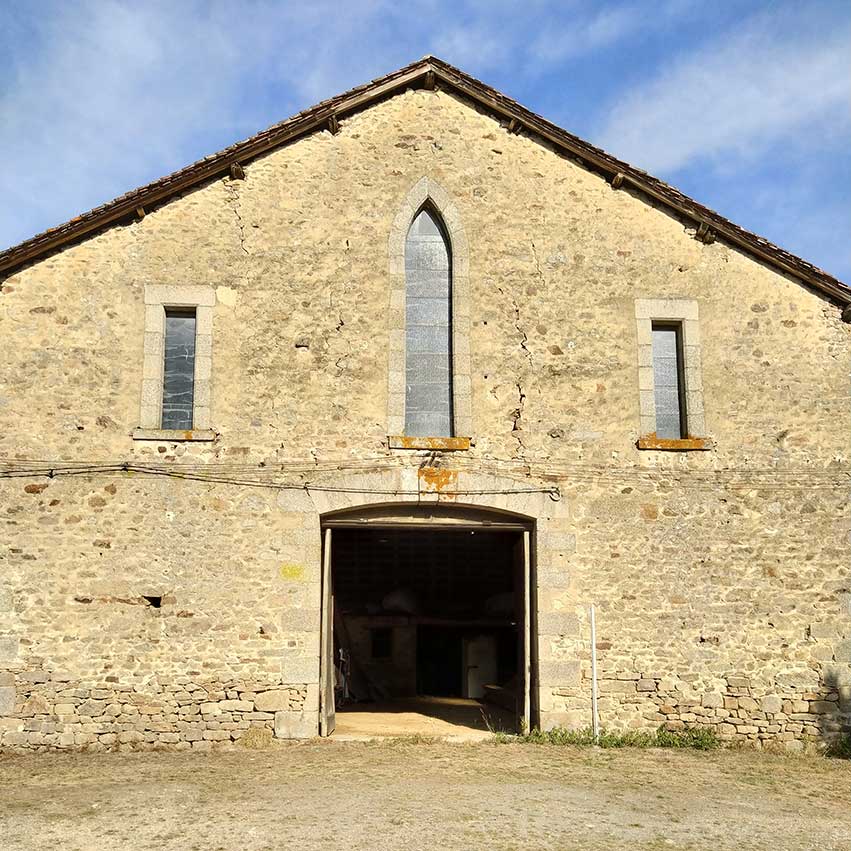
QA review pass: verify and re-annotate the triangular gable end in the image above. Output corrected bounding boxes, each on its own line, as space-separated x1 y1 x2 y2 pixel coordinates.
0 56 848 308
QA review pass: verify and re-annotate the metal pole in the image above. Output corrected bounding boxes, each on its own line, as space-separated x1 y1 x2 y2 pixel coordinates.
590 604 599 743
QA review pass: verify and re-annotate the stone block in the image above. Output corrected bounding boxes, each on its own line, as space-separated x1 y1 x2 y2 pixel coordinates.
117 730 144 744
701 692 723 708
0 687 15 714
538 660 582 687
536 612 580 636
253 690 293 712
274 710 316 739
540 710 586 731
219 700 253 712
203 730 231 741
281 657 319 685
599 679 636 694
303 684 320 713
636 679 656 692
834 640 851 663
279 608 320 631
0 637 19 662
761 695 782 714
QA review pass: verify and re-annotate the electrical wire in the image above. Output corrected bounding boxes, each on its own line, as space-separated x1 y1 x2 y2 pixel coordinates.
0 454 848 494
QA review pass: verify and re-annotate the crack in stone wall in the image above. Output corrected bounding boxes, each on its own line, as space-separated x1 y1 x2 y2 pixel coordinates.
498 279 534 456
224 181 249 256
331 282 348 375
511 381 527 455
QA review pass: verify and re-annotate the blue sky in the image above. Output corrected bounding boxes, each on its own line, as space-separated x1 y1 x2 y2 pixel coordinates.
1 0 849 280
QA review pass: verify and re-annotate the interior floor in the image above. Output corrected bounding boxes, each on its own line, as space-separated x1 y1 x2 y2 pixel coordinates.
334 696 516 741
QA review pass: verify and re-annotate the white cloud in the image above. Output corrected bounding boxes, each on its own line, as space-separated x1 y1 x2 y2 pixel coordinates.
1 0 847 283
530 5 646 66
0 0 415 251
0 0 701 256
596 8 851 173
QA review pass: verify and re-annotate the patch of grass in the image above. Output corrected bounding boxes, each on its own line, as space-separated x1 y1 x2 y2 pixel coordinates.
493 724 720 751
653 725 720 750
237 727 275 750
824 733 851 760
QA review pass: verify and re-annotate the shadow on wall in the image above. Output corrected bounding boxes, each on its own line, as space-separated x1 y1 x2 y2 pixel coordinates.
820 668 851 755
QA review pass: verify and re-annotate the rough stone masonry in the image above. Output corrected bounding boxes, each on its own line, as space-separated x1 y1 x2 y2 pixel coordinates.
0 66 849 752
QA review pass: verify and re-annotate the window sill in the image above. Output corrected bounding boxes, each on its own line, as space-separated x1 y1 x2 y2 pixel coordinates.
132 428 218 442
637 434 711 451
388 435 471 451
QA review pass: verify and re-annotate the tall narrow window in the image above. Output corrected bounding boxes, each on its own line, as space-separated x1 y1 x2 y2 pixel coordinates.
161 308 197 429
651 323 687 439
405 207 453 437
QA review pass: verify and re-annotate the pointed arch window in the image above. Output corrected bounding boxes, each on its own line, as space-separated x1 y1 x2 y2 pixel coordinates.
387 178 472 448
404 207 453 437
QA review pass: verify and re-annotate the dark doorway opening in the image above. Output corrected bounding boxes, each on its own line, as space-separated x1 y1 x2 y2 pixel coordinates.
327 524 528 737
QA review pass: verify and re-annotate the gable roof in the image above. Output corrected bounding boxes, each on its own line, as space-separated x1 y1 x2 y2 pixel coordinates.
1 56 848 306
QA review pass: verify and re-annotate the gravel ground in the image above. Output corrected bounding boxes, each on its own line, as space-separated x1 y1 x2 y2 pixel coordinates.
1 740 848 850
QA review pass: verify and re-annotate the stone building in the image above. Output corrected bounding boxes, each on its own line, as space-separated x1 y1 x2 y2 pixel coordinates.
0 57 849 752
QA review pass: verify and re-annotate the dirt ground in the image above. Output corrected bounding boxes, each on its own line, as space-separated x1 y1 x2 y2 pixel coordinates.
1 741 848 851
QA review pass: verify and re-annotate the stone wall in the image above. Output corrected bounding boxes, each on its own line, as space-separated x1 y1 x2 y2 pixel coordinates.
588 671 847 751
0 670 311 751
0 86 849 750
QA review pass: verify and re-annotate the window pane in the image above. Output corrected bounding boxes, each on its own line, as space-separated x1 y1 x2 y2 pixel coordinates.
651 325 684 439
161 309 196 430
405 208 453 437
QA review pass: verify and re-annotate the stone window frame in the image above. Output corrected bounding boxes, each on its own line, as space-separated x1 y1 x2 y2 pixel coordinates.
133 284 216 441
387 177 473 450
634 297 709 451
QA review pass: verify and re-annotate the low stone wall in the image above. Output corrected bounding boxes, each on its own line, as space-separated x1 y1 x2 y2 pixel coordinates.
0 673 315 752
589 672 849 751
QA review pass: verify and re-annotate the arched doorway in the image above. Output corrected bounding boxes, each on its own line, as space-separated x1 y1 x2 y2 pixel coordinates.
319 504 534 739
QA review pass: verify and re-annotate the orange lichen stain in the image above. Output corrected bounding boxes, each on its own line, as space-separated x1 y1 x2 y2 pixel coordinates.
637 433 710 451
390 435 471 451
418 466 458 498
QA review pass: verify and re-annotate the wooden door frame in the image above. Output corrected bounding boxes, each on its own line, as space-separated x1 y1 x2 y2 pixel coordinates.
319 527 335 737
319 506 536 734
